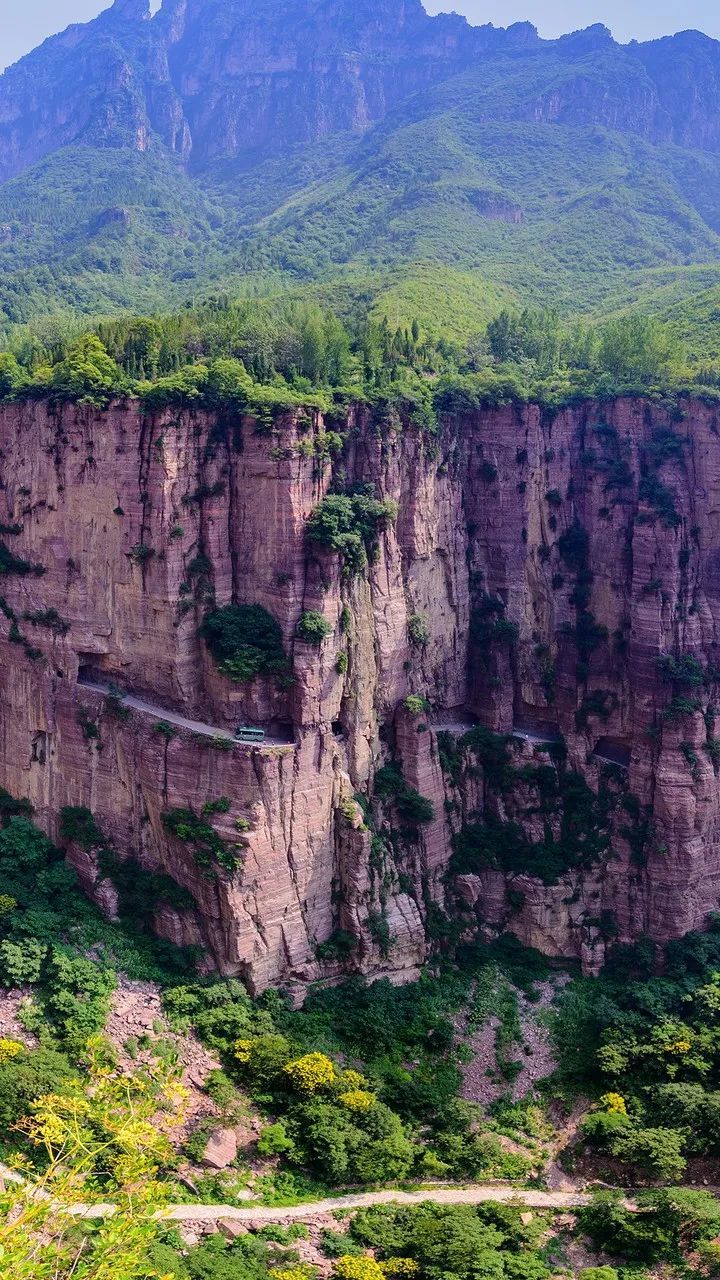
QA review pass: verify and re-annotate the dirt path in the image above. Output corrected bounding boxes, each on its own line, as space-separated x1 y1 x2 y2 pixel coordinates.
164 1185 592 1222
58 1184 594 1224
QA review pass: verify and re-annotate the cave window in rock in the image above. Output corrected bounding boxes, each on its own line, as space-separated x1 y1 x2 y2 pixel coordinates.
31 731 48 765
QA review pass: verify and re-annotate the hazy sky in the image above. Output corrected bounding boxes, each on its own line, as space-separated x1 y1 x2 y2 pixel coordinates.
2 0 719 72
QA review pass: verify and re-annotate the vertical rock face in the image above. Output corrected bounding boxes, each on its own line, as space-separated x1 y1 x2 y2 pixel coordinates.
2 394 720 987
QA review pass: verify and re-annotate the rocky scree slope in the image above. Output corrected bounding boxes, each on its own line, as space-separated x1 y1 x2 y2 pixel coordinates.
0 395 718 988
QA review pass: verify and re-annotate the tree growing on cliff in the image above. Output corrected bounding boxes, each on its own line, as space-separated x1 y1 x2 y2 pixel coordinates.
201 603 288 682
47 334 127 404
306 492 398 575
595 314 682 388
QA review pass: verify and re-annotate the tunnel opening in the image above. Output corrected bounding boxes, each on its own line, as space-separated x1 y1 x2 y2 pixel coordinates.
592 738 631 769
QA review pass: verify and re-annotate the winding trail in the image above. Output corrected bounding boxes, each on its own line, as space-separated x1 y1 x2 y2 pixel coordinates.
56 1184 596 1224
162 1184 592 1224
1 1158 594 1222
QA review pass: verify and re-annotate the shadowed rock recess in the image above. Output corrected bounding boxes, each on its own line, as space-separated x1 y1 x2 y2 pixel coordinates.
2 394 720 989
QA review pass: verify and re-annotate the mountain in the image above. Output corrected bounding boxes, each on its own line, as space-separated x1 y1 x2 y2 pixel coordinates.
2 0 720 345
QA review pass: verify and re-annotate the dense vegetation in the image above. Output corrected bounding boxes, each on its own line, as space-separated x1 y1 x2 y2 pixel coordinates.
0 800 542 1192
6 789 720 1275
553 919 720 1182
201 604 289 684
5 31 720 365
0 299 716 424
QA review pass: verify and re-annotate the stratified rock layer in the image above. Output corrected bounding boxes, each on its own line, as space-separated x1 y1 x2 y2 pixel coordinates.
1 395 720 986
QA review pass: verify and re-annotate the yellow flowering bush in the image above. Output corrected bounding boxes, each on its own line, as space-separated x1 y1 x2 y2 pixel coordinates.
334 1256 386 1280
0 1044 187 1278
235 1038 253 1064
666 1038 692 1056
338 1089 376 1112
0 1037 23 1065
270 1268 316 1280
283 1051 336 1094
600 1092 627 1115
381 1261 420 1276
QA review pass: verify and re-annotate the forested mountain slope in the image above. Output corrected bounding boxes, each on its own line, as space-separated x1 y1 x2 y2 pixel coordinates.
2 0 720 344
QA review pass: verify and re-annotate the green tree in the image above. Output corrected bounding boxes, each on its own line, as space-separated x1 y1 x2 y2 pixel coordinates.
204 357 254 406
0 352 26 398
596 314 681 386
297 611 333 645
201 604 287 683
49 334 124 402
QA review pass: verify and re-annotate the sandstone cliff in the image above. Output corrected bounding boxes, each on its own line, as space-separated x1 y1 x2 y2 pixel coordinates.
1 394 720 987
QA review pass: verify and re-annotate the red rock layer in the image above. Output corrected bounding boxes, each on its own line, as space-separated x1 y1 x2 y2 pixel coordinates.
0 395 718 986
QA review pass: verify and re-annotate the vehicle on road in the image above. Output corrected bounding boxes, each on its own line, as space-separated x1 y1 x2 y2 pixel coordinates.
235 725 266 743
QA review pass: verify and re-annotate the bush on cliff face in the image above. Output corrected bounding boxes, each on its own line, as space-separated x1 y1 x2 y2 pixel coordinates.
297 611 333 646
374 764 435 827
306 490 398 575
201 603 288 682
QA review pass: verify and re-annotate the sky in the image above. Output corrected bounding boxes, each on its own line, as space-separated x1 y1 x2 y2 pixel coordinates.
1 0 719 72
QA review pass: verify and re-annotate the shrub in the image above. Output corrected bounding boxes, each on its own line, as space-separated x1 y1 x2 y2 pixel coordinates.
201 603 288 682
0 542 45 578
610 1126 687 1181
258 1121 296 1156
283 1052 337 1094
403 695 430 714
235 1033 294 1086
558 522 589 572
579 1188 720 1265
657 654 705 687
374 765 435 826
307 492 397 575
316 929 358 961
0 1045 76 1132
297 611 332 645
349 1202 549 1280
334 1259 385 1280
407 614 430 647
339 1089 377 1112
162 807 238 875
0 1037 23 1064
59 806 106 850
23 608 70 636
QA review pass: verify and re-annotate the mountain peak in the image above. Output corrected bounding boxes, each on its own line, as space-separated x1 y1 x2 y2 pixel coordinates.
110 0 150 18
557 22 615 50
